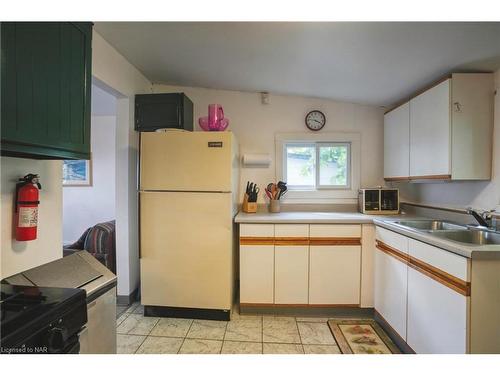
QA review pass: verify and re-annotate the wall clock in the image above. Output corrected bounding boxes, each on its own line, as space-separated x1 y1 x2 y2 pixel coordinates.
305 110 326 131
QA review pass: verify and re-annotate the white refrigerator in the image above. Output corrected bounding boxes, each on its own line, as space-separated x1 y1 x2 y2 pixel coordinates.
139 130 239 320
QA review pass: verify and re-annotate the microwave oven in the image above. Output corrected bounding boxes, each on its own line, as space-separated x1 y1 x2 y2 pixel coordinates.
358 188 399 214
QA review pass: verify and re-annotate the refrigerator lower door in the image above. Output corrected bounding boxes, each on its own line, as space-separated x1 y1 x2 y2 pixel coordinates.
140 191 233 310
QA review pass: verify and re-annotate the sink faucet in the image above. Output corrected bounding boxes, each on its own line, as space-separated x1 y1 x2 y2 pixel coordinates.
466 207 495 229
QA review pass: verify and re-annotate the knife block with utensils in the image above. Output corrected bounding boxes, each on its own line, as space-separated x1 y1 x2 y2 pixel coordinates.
242 193 257 213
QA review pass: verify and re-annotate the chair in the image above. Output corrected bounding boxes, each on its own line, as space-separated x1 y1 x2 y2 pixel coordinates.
64 220 116 273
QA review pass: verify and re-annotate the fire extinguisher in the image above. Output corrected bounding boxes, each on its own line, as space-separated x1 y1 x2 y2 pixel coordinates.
15 174 42 241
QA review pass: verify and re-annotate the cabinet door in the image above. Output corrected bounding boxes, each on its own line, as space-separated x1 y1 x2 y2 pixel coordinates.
275 246 309 304
407 267 467 353
374 248 408 340
409 79 451 178
240 245 274 304
384 102 410 179
1 22 92 159
309 245 361 305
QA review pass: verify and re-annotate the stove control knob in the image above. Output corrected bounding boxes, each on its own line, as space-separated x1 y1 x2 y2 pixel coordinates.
46 327 66 352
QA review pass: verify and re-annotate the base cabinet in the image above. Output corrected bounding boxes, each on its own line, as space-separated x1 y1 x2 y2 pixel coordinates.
407 267 467 354
239 245 274 304
274 246 309 304
309 246 361 305
374 247 408 341
239 223 365 307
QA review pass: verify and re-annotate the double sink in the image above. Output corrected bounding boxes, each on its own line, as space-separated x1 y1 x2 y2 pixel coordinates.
391 220 500 246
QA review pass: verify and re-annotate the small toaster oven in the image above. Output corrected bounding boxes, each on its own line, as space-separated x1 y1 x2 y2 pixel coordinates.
359 188 399 215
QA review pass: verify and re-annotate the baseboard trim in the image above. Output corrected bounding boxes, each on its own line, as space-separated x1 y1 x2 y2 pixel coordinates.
144 305 231 321
240 304 373 318
117 288 139 306
374 309 415 354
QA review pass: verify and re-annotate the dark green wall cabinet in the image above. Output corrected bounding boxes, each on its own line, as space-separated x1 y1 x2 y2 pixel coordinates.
1 22 93 159
135 93 194 132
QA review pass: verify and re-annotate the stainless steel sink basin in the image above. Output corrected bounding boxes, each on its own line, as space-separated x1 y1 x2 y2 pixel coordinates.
430 230 500 245
392 220 466 231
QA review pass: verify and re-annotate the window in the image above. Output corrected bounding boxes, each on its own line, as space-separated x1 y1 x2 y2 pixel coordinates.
284 142 351 190
275 132 360 203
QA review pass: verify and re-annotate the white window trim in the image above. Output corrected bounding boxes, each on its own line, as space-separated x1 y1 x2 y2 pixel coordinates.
276 132 361 204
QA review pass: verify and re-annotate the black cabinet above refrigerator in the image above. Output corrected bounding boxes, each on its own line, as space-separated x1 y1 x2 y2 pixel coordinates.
135 93 194 132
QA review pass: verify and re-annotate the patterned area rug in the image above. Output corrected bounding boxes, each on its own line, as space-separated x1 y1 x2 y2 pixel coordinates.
328 319 401 354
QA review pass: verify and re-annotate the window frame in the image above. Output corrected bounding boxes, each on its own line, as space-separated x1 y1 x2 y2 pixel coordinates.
315 142 351 190
283 142 352 190
283 142 316 190
275 132 361 204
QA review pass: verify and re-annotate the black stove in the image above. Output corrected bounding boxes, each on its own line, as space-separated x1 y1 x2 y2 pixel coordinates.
1 284 87 354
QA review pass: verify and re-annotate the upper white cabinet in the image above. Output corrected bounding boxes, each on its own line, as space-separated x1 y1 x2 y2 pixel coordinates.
384 73 494 181
384 102 410 179
409 79 451 178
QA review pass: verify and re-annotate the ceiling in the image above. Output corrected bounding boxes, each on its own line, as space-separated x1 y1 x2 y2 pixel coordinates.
94 22 500 107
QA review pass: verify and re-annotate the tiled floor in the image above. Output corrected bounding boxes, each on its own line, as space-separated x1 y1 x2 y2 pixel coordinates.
116 302 341 354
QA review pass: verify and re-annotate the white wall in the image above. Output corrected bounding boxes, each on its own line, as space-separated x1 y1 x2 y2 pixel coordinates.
152 84 385 204
1 158 62 278
397 68 500 211
92 31 152 297
63 116 116 244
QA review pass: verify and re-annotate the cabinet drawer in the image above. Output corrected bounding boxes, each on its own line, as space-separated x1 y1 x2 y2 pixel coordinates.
274 224 309 238
310 224 361 238
408 239 469 281
375 226 408 253
240 224 274 238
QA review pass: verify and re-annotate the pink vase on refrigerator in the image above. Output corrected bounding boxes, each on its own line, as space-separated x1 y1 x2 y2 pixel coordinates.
198 104 229 131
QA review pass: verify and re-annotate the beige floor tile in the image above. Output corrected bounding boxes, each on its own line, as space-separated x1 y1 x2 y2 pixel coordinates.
297 322 336 345
295 317 330 323
231 311 263 321
150 317 193 338
132 305 144 315
221 341 263 354
124 302 140 314
116 334 146 354
116 313 129 327
263 318 300 344
303 344 341 354
179 338 223 354
225 319 262 342
263 343 304 354
116 315 159 335
135 336 183 354
187 319 227 340
263 316 296 322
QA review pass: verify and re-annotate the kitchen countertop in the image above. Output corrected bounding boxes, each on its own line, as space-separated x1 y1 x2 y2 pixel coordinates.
234 210 409 224
373 219 500 260
234 210 500 260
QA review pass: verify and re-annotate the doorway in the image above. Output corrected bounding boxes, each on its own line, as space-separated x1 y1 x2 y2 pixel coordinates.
62 83 118 276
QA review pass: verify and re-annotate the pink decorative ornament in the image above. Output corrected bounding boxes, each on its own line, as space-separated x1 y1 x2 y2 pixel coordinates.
198 104 229 131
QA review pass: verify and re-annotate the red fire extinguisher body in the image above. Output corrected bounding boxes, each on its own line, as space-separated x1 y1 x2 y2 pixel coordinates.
16 175 41 241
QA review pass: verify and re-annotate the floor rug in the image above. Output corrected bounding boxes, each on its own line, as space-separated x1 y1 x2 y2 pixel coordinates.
328 319 401 354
